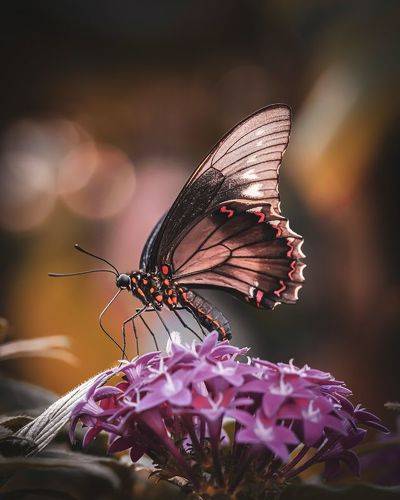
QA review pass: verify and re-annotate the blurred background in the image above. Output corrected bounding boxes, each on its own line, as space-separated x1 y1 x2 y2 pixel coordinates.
0 1 399 430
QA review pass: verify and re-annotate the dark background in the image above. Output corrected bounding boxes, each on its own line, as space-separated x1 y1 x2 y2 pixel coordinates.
0 1 399 431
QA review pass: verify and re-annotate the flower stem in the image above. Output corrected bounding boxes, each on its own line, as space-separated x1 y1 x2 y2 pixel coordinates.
183 415 204 460
284 437 340 480
228 446 254 494
279 445 309 476
211 438 224 487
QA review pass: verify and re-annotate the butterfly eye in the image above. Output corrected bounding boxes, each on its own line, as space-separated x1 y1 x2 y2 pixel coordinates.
116 274 131 289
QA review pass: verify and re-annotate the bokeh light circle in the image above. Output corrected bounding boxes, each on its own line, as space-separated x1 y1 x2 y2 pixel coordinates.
59 144 136 219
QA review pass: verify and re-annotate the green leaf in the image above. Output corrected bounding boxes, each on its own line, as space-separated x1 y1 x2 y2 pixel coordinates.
0 415 33 432
0 378 57 414
0 335 77 364
0 416 35 457
0 424 11 440
15 368 115 455
280 483 400 500
385 402 400 412
0 317 9 341
0 449 135 499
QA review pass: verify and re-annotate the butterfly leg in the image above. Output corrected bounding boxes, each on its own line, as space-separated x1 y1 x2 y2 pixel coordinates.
131 318 139 356
99 289 124 356
121 323 128 360
154 309 172 340
120 305 147 359
172 309 202 341
139 315 159 351
185 307 207 337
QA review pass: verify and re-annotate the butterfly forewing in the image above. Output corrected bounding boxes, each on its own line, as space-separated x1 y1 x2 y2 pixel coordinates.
142 105 292 272
140 104 305 310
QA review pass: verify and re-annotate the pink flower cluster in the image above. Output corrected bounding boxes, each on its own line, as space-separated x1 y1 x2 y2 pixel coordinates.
70 332 387 492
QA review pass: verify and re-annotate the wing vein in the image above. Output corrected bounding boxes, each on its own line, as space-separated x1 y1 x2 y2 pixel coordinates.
223 119 290 156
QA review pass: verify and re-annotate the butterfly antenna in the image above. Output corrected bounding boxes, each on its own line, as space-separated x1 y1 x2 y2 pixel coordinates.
74 244 120 275
99 289 124 355
49 269 117 278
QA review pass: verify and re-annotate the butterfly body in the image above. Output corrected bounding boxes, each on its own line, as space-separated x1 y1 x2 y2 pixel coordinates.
118 267 232 340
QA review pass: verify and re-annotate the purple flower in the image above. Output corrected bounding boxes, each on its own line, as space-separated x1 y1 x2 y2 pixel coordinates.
70 331 388 496
234 409 299 460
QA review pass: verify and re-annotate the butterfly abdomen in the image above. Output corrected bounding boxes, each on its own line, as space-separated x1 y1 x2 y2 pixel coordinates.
178 288 232 341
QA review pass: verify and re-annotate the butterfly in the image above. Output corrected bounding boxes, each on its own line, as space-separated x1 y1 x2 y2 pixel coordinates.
51 104 305 355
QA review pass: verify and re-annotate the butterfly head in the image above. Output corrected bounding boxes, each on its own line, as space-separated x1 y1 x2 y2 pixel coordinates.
116 273 132 290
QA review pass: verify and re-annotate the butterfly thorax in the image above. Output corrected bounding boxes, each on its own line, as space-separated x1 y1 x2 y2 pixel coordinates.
128 265 181 310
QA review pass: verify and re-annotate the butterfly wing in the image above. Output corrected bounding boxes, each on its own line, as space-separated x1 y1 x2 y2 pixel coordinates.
140 213 167 271
141 104 305 308
172 201 305 308
142 104 292 272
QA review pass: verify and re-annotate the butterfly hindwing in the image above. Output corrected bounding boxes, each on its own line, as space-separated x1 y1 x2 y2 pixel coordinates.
171 202 305 309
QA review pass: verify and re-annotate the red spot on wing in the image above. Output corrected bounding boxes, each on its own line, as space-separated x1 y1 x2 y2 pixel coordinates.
220 205 234 218
269 220 283 237
287 240 294 258
274 279 286 297
255 289 264 307
288 260 297 280
254 210 266 223
161 265 170 276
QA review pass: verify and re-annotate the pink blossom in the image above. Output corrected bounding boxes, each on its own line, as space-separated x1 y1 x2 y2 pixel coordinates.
70 332 388 494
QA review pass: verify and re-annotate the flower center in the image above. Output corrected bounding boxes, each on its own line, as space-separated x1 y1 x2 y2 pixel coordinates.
254 420 274 442
213 362 235 376
270 377 293 396
302 401 321 423
163 373 179 396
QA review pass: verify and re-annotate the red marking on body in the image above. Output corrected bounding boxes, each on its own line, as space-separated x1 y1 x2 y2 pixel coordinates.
274 280 286 297
254 211 266 223
163 279 170 286
255 289 264 306
220 205 234 218
161 265 169 275
155 294 163 302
